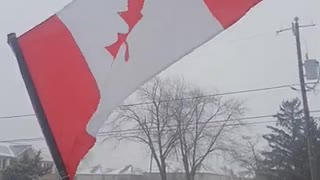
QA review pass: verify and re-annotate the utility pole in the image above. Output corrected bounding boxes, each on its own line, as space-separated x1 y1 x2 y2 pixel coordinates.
293 17 318 180
277 17 318 180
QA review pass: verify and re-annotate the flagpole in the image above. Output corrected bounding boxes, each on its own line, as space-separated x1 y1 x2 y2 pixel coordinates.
7 33 70 180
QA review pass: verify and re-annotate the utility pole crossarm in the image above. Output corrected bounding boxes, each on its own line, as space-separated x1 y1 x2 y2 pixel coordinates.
276 21 317 35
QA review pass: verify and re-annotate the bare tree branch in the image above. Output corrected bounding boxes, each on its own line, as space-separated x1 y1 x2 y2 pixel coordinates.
106 78 243 180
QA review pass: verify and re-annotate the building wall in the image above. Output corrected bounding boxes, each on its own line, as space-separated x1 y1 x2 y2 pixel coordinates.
0 173 60 180
41 173 61 180
0 157 13 180
75 173 257 180
0 171 265 180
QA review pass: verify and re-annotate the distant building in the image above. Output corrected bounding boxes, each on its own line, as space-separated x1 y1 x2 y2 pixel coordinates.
0 143 56 179
75 165 258 180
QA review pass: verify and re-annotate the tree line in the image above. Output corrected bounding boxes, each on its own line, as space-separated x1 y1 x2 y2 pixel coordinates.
232 98 320 180
110 78 320 180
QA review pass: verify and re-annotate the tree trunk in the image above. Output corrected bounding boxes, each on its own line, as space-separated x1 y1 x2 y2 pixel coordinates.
159 168 167 180
190 170 196 180
187 174 193 180
184 171 192 180
182 156 191 180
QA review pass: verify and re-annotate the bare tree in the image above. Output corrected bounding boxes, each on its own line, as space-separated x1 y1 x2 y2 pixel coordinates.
112 78 182 180
229 136 264 178
111 78 243 180
171 84 243 180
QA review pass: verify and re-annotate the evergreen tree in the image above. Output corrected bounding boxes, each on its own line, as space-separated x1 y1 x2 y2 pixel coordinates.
261 98 320 180
2 151 52 180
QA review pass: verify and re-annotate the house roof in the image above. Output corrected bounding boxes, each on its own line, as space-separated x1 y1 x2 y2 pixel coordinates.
77 164 226 176
0 143 31 158
78 165 146 175
40 151 53 162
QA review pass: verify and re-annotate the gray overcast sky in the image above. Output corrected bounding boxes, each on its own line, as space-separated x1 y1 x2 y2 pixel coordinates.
0 0 319 173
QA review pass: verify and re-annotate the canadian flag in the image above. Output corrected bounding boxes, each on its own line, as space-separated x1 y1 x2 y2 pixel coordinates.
9 0 260 179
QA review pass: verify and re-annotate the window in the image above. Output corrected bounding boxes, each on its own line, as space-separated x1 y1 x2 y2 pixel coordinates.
0 159 6 170
41 162 53 174
42 162 52 169
42 162 49 168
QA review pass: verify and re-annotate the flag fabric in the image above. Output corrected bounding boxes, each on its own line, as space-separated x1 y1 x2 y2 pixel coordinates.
15 0 260 178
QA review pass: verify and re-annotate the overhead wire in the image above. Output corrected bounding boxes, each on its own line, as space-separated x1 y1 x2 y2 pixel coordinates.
1 110 320 143
0 81 319 142
0 120 275 143
0 83 311 120
97 110 320 136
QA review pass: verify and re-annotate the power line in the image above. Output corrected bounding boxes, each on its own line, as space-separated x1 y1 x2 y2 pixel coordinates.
0 114 35 119
0 137 44 143
0 83 311 120
97 114 278 136
121 84 297 107
101 120 279 139
0 120 274 143
98 110 320 136
2 111 320 143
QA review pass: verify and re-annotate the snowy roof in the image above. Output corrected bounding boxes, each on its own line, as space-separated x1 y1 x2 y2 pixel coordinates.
106 165 145 175
40 150 54 162
78 165 146 175
0 143 31 158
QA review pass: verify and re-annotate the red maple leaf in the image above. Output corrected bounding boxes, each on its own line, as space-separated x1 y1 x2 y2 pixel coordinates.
105 0 145 62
